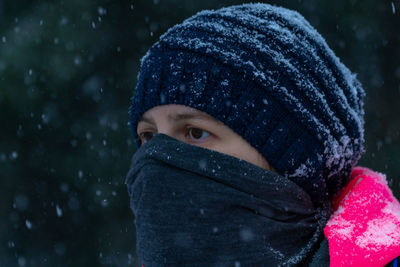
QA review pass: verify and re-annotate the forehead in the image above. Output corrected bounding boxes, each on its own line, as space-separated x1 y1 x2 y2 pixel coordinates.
138 104 219 124
146 104 203 114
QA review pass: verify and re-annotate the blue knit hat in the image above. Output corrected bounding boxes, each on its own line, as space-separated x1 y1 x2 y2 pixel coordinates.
128 3 365 204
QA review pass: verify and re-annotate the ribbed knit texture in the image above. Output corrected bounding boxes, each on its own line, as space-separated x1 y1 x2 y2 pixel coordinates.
128 3 365 205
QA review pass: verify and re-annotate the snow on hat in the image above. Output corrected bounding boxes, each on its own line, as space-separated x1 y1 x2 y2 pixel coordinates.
128 3 365 205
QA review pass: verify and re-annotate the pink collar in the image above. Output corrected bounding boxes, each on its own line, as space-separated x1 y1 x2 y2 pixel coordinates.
324 166 400 266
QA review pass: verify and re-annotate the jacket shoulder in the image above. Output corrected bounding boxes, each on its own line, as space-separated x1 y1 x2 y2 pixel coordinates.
324 166 400 266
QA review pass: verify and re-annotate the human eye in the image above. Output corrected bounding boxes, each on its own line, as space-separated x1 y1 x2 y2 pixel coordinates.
138 131 155 146
187 127 211 141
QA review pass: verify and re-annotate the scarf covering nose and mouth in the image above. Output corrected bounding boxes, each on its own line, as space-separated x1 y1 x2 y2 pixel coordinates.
125 133 332 266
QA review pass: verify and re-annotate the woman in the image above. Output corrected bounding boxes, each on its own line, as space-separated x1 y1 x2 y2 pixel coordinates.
126 3 400 266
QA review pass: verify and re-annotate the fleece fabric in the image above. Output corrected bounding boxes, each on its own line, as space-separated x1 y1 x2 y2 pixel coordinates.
126 133 331 266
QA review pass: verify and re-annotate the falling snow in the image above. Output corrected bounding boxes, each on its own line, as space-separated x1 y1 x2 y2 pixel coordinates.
25 220 32 230
56 204 63 217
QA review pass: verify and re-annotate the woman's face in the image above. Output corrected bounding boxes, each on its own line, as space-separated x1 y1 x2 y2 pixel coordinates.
136 104 275 172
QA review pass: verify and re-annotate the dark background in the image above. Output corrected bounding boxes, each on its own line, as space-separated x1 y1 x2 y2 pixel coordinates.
0 0 399 266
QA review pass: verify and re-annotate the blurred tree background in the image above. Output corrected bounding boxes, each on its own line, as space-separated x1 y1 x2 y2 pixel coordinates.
0 0 399 266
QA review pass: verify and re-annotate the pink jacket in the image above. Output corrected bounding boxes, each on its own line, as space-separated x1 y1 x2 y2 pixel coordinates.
325 166 400 266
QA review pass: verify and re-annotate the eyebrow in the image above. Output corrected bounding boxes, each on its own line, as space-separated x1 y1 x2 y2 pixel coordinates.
138 112 215 125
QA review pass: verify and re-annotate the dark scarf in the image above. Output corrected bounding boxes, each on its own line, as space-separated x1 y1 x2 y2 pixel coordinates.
125 133 332 266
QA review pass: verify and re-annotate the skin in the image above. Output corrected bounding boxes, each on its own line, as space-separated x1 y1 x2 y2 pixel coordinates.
136 104 275 172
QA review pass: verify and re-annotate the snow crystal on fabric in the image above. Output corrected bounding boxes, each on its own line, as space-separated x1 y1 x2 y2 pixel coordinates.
356 219 400 251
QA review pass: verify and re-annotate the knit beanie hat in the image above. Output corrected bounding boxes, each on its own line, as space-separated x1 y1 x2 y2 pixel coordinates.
128 3 365 205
